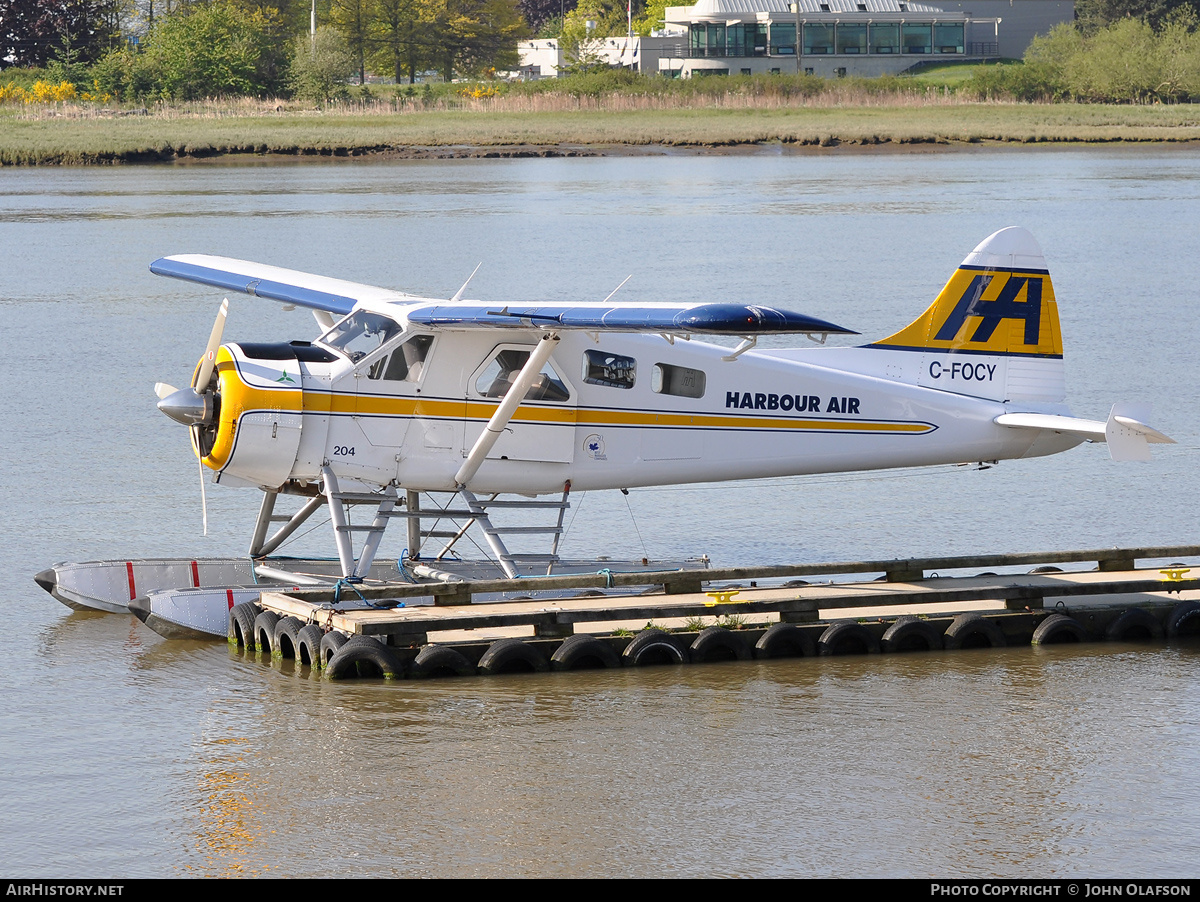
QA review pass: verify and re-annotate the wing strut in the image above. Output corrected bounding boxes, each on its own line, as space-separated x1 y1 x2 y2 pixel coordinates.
454 332 561 489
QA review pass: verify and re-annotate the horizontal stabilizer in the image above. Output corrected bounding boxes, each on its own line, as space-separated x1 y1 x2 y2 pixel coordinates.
995 403 1173 461
405 302 857 336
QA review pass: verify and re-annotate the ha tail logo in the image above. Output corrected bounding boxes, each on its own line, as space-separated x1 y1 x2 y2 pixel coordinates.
866 226 1066 404
870 227 1063 360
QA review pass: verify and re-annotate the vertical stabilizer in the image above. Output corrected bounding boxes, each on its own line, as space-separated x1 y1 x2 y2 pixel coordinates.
869 227 1065 403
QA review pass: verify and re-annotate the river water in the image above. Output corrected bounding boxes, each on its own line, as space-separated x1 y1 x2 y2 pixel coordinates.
2 147 1198 878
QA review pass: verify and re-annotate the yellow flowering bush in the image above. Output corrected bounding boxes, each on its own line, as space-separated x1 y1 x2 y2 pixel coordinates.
458 84 501 100
0 79 110 105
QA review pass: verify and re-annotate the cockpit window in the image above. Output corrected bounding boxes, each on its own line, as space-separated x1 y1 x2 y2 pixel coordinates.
475 348 570 402
320 311 403 362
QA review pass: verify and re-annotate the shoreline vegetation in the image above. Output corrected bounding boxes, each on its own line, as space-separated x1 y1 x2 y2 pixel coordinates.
4 87 1200 166
7 1 1200 166
6 1 1200 164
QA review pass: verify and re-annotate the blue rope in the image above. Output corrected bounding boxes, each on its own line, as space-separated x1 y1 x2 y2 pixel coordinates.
598 568 615 588
397 550 417 584
332 576 365 605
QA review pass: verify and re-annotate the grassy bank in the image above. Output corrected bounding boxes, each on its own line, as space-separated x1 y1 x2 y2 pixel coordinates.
3 96 1200 164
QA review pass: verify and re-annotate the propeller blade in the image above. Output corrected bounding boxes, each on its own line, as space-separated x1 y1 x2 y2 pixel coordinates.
154 382 179 400
191 425 209 537
192 297 229 391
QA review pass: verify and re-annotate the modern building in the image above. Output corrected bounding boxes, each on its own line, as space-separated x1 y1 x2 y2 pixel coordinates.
517 0 1074 78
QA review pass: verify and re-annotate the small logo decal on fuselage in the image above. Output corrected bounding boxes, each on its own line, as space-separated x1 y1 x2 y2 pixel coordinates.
585 434 607 460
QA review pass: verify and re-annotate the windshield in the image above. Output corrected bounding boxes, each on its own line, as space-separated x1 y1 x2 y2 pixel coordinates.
320 311 403 362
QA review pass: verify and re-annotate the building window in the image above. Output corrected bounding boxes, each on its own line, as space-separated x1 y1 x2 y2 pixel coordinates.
804 67 814 75
835 66 847 76
653 364 706 399
934 23 965 53
740 67 752 75
836 23 868 54
902 23 932 53
770 22 796 55
690 23 727 57
804 23 834 54
771 67 782 74
583 350 635 389
870 23 900 54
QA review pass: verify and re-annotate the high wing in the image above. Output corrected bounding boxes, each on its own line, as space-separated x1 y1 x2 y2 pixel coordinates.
151 254 857 337
403 303 856 335
150 254 421 315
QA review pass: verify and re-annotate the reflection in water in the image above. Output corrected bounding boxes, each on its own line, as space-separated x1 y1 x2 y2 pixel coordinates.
189 737 264 877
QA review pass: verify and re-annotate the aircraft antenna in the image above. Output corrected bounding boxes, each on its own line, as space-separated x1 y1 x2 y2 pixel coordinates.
601 275 633 305
450 262 482 302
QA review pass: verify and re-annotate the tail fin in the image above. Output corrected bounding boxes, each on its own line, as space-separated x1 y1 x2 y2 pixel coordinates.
869 227 1064 403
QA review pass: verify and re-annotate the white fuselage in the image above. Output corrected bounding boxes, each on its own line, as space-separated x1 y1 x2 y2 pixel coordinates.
213 328 1080 496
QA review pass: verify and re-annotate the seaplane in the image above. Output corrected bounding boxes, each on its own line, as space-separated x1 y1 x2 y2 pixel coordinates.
35 227 1173 639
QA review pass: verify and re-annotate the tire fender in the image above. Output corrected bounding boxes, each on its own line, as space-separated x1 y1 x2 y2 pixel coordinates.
943 613 1006 650
689 626 751 663
621 629 690 666
550 635 621 671
295 623 325 667
477 638 549 675
252 610 280 654
228 601 261 648
319 630 350 666
1167 600 1200 639
881 616 944 653
754 623 816 659
272 616 305 659
1105 607 1163 642
410 644 476 678
1031 612 1087 645
325 637 404 680
817 621 879 656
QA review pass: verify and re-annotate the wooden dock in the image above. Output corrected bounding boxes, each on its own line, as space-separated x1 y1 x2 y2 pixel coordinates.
238 544 1200 679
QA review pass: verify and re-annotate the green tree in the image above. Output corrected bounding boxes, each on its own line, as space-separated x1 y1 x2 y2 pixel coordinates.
558 0 624 73
632 0 667 36
0 0 119 69
290 24 354 100
368 0 429 83
1075 0 1200 34
329 0 370 82
429 0 528 78
145 0 286 98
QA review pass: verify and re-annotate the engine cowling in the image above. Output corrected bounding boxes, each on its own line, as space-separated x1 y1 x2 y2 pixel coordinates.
198 342 312 489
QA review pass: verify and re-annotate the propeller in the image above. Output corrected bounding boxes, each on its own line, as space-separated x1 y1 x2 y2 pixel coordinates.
155 298 230 536
155 298 228 427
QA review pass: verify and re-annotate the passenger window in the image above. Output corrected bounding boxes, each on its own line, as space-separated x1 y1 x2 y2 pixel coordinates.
366 334 433 382
476 348 570 402
653 363 705 399
367 355 389 380
583 350 636 389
